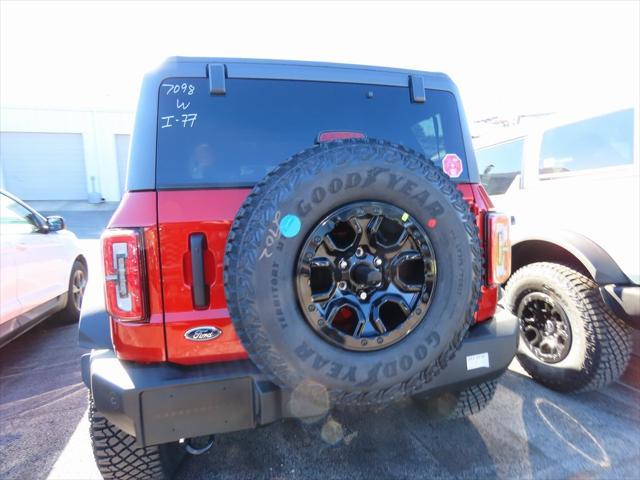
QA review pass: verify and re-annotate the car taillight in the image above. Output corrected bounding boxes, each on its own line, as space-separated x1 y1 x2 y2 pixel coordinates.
486 213 512 285
102 228 147 321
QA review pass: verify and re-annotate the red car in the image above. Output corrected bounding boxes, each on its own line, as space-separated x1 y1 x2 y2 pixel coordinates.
79 58 516 479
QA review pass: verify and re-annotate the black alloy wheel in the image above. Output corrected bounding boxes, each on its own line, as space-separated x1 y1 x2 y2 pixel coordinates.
506 262 632 392
296 201 437 352
518 291 572 364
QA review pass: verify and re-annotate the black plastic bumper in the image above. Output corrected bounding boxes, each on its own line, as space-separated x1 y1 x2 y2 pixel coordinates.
82 306 518 447
600 284 640 329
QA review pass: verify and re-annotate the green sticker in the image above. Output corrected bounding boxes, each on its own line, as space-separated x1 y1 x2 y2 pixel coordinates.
401 212 409 222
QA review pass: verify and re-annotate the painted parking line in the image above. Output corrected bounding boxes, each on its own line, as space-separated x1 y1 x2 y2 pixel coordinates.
47 407 101 480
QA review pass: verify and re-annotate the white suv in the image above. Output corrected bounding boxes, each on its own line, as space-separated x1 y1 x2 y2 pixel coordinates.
475 107 639 391
0 190 87 347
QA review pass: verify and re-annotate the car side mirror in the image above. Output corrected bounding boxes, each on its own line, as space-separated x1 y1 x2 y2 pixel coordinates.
46 215 66 232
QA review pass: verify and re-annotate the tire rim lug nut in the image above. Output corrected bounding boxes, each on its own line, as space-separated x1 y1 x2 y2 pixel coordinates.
359 291 367 301
338 281 347 291
339 260 348 269
355 247 364 257
374 257 382 267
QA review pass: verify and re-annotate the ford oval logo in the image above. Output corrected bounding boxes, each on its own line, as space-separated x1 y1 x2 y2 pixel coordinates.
184 326 222 342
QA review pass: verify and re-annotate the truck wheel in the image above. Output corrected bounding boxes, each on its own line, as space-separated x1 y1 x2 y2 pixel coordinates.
89 398 184 479
412 380 498 419
505 262 632 392
55 259 87 324
224 139 483 406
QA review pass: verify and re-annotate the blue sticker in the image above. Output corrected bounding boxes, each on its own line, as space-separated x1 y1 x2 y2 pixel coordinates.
280 214 301 238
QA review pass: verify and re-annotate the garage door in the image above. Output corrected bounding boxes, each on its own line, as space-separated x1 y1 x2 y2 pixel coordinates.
0 132 87 200
115 134 130 196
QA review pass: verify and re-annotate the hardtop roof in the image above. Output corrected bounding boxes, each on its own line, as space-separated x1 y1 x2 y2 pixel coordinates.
164 56 451 79
153 56 457 92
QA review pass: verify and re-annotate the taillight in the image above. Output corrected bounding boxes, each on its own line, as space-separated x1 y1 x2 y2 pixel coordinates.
102 228 147 321
486 213 512 285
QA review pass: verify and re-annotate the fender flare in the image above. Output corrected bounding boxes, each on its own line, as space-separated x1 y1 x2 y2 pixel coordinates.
512 230 630 286
78 302 112 350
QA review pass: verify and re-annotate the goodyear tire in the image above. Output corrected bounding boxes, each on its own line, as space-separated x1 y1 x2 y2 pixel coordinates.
224 139 482 406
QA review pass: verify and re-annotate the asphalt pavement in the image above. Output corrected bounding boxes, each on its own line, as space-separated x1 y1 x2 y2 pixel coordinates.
1 209 639 480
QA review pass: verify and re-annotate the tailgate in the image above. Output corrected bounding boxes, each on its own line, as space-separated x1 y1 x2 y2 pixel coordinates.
157 189 250 364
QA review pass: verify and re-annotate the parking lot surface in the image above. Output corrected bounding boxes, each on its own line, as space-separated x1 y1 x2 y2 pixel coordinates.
1 209 639 480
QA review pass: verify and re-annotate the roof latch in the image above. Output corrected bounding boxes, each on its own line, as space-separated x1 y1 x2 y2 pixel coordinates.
409 75 425 103
208 64 226 95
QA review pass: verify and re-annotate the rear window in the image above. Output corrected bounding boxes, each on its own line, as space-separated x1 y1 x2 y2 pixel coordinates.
156 78 469 188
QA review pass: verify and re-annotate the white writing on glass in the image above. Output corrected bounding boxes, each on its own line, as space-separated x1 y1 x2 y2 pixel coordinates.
160 113 198 129
161 115 174 128
176 99 191 110
159 82 198 129
161 83 195 96
180 113 198 128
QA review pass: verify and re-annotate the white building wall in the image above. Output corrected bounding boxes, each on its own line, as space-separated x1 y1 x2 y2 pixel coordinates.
0 106 133 201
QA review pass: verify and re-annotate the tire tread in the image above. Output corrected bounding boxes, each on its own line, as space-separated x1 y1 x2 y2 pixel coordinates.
449 380 498 418
89 398 180 479
505 262 632 392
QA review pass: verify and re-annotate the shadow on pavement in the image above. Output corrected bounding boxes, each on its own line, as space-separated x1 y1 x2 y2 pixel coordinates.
177 400 497 480
497 370 639 479
175 371 640 480
0 318 89 480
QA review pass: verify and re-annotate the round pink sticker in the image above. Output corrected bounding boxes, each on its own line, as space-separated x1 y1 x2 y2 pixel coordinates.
442 153 463 178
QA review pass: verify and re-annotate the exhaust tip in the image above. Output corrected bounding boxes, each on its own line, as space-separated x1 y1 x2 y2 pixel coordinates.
180 435 214 455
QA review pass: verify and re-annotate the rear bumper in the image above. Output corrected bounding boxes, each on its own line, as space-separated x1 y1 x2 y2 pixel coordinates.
82 306 518 447
600 284 640 328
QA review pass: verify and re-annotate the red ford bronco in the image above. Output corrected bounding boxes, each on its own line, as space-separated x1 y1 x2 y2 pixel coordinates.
79 57 517 479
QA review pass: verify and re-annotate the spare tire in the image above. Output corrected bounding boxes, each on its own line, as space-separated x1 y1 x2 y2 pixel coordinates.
224 139 482 405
